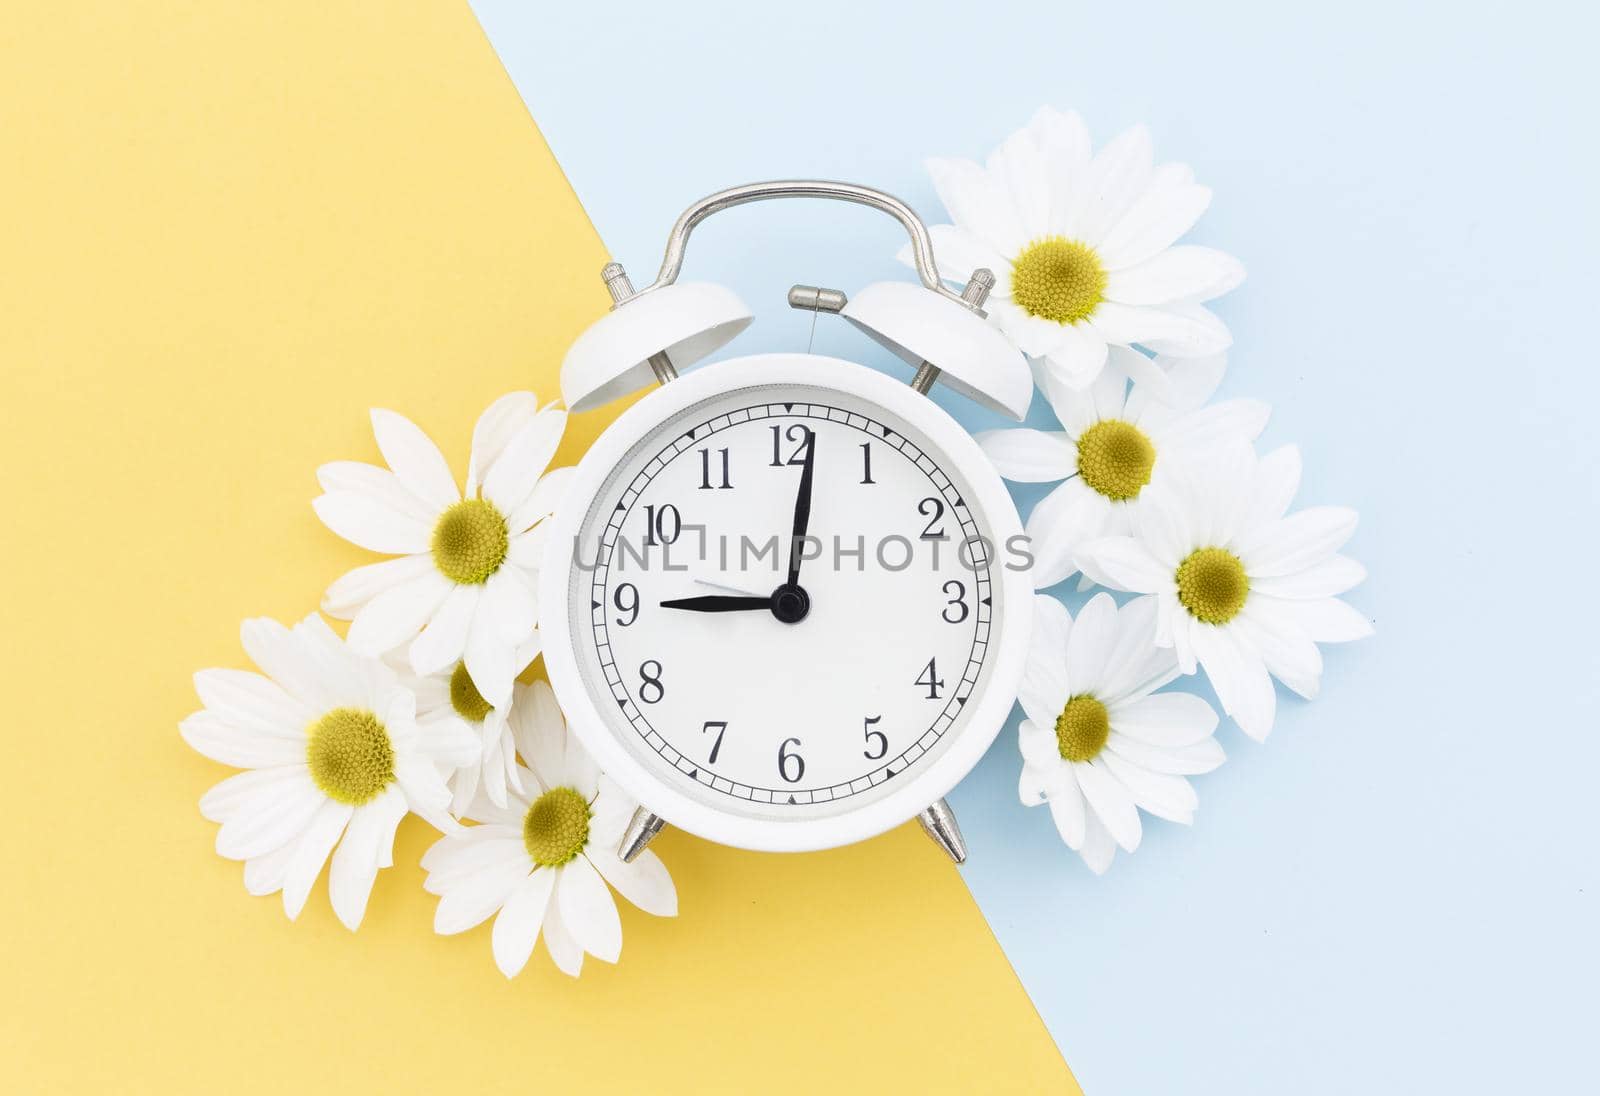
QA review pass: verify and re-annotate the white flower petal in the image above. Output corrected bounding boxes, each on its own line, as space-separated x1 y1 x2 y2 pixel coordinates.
590 848 677 916
1252 555 1367 599
462 616 517 710
1134 303 1233 358
910 223 1009 287
1018 720 1060 773
215 777 323 861
1232 607 1323 700
1065 592 1117 693
1241 444 1302 531
491 866 558 978
509 465 574 534
199 766 307 823
1078 124 1154 246
511 680 566 788
181 712 306 769
1019 758 1062 805
557 855 623 963
467 392 539 497
989 297 1071 358
483 565 539 645
433 854 531 935
1106 246 1243 305
1236 507 1359 578
193 668 312 738
540 895 585 977
482 409 566 517
1157 399 1271 460
1107 732 1225 775
1098 594 1179 701
422 830 525 891
316 460 437 526
1192 625 1277 740
976 428 1077 483
239 617 339 713
1096 166 1211 270
1109 691 1218 747
1076 535 1168 593
1089 301 1231 357
1028 106 1092 236
1266 595 1374 643
281 800 353 920
321 554 436 619
313 490 432 555
1026 479 1108 590
1077 810 1117 874
1037 322 1109 389
243 840 296 898
327 788 405 931
409 583 479 676
1046 766 1087 846
987 125 1053 239
1076 758 1142 852
370 408 459 512
1100 752 1198 824
925 155 1027 256
346 571 452 656
1019 597 1072 726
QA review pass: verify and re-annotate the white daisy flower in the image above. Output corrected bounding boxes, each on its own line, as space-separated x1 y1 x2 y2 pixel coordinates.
422 680 676 978
1018 592 1224 874
978 348 1268 589
315 391 569 710
904 106 1244 392
181 614 476 930
396 639 541 814
1077 444 1373 741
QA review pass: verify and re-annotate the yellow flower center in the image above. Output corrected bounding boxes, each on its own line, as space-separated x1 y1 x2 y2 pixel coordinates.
523 786 592 867
1010 236 1107 324
1077 419 1156 501
1054 694 1109 763
431 498 509 585
306 707 395 805
449 661 493 722
1176 547 1250 624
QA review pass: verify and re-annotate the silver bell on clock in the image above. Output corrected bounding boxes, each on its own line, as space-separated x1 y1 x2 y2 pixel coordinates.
539 181 1035 864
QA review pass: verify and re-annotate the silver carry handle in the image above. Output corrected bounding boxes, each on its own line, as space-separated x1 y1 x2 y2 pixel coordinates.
638 180 965 306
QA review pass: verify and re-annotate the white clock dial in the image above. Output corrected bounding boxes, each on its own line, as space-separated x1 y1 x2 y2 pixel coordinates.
567 380 999 821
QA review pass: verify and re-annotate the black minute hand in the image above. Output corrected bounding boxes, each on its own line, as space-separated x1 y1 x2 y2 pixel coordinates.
659 595 771 613
785 428 816 587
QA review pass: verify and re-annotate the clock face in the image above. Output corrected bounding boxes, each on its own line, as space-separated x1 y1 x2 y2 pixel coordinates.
562 377 1005 822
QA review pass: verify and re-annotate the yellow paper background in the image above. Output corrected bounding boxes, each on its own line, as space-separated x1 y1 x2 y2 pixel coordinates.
0 4 1077 1092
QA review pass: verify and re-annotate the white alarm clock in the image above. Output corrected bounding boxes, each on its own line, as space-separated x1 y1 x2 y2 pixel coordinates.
539 181 1034 863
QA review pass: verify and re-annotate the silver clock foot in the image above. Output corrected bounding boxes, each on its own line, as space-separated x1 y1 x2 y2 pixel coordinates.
617 807 667 863
917 798 967 864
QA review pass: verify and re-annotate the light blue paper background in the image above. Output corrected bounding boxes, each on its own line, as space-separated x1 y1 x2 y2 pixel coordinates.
469 2 1598 1090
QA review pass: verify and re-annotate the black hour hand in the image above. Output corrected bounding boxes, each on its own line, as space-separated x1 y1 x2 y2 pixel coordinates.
659 595 771 613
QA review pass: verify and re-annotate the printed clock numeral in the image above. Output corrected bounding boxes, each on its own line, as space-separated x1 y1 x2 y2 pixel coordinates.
642 503 682 546
613 583 639 627
915 657 946 700
941 580 968 624
862 715 887 760
698 447 732 490
638 660 665 704
777 737 806 783
702 720 729 764
769 423 812 466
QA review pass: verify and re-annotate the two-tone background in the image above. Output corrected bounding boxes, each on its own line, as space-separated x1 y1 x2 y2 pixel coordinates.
3 3 1594 1092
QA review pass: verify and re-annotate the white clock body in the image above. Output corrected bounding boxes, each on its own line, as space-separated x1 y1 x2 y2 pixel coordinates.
539 353 1032 853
